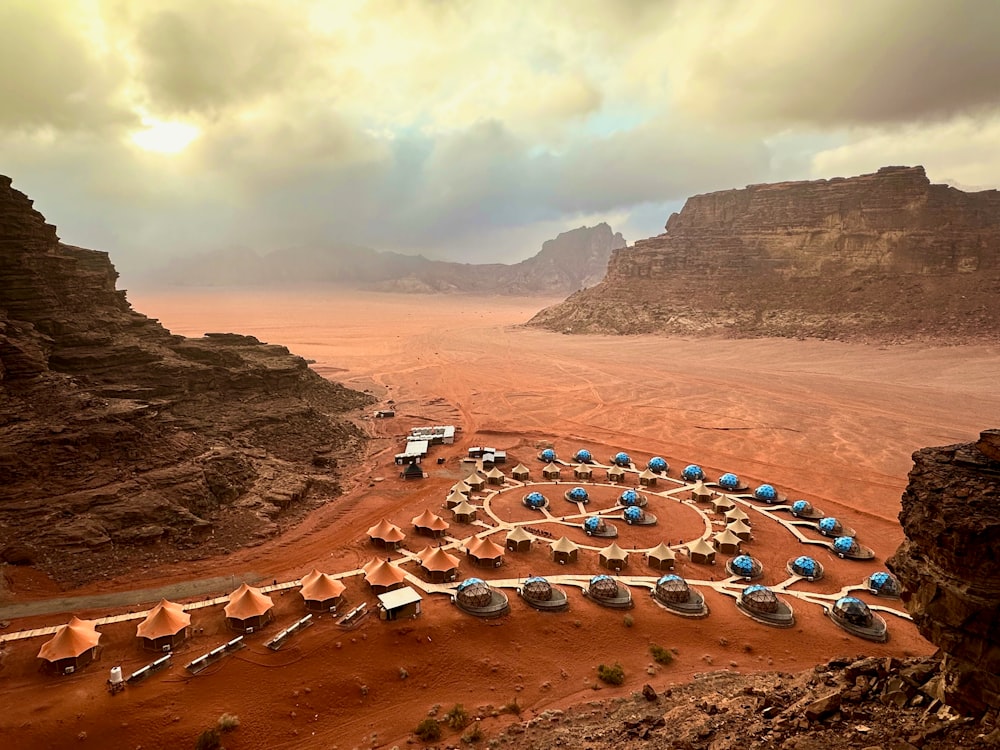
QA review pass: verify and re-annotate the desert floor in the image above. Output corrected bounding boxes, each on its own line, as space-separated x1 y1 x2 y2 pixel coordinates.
2 287 999 750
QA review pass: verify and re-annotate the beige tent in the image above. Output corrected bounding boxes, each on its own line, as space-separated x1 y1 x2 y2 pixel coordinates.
444 489 467 509
599 542 629 571
638 468 658 487
464 473 486 491
466 536 505 567
646 542 676 571
713 528 743 554
485 467 506 485
451 499 478 523
687 538 717 565
606 465 626 483
712 496 736 514
511 463 530 481
38 616 101 672
573 463 593 480
368 518 406 548
691 480 713 502
728 519 753 541
417 546 460 582
451 480 472 495
551 536 579 564
300 571 347 612
224 583 274 633
363 558 407 593
542 463 561 480
505 526 532 552
136 600 191 651
725 506 751 524
412 508 450 537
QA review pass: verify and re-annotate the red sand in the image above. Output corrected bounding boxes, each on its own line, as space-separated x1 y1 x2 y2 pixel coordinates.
2 287 999 749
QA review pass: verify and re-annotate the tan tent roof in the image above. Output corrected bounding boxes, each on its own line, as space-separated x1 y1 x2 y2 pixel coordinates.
550 536 579 553
607 465 626 477
687 538 716 557
418 546 460 572
543 463 561 473
136 600 190 640
300 572 347 602
485 467 505 479
691 480 712 496
368 518 405 543
466 536 505 559
725 507 750 523
451 481 471 494
511 463 530 474
728 519 753 536
505 527 533 543
452 499 476 515
713 528 743 547
574 463 592 473
300 568 322 587
363 558 407 587
647 542 676 561
224 583 274 620
600 542 629 561
465 473 484 485
412 508 450 531
638 469 657 480
38 616 101 662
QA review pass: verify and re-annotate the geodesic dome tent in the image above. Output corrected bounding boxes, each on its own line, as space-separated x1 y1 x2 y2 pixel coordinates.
728 554 762 579
682 464 705 481
567 486 590 503
788 555 823 580
623 506 644 523
523 491 547 509
791 499 824 519
718 473 741 490
833 596 872 626
456 578 493 608
588 574 620 600
647 457 668 473
619 489 642 507
817 517 846 536
611 451 631 467
833 536 857 555
539 448 557 463
868 571 901 597
584 516 606 533
522 576 553 602
655 574 690 603
740 584 779 614
753 484 778 502
574 449 593 463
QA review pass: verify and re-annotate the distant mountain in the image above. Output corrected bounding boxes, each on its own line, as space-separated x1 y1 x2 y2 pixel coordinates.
154 224 626 295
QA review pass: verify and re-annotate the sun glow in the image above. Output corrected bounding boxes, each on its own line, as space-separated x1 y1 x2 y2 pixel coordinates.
129 118 200 155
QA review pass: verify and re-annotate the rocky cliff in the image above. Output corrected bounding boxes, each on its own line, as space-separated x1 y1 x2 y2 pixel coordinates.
529 167 1000 342
888 429 1000 715
0 175 372 585
157 224 626 295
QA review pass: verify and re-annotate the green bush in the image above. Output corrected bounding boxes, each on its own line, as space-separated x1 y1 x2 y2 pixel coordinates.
501 698 522 716
462 722 485 743
650 644 674 665
195 728 221 750
415 718 442 742
444 703 470 730
597 662 625 685
217 713 240 733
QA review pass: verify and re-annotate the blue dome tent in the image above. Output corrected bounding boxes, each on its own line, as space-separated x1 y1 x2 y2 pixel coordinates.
682 464 705 481
868 571 901 597
619 489 641 506
524 491 547 509
833 536 854 553
818 517 840 534
792 556 817 576
584 517 603 533
719 473 740 490
731 555 755 576
574 449 593 463
792 500 809 514
624 506 643 523
539 448 557 463
567 487 589 503
647 457 668 473
612 452 631 467
754 484 777 501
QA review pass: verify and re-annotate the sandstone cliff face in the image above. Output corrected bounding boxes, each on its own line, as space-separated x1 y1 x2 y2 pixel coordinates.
530 167 1000 342
0 175 372 584
888 430 1000 714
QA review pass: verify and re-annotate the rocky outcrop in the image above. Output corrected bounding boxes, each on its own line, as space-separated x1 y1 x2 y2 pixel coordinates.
0 175 373 584
888 430 1000 714
529 167 1000 342
157 224 626 296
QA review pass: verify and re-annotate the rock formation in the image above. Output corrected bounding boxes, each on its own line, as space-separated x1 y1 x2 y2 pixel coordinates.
0 175 372 584
529 167 1000 342
157 224 626 295
889 429 1000 714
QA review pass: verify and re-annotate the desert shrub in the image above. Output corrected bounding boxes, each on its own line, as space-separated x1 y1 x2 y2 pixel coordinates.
597 662 625 685
501 698 522 716
217 713 240 733
650 644 674 665
415 718 442 742
462 722 485 743
444 703 470 730
195 728 221 750
623 614 634 628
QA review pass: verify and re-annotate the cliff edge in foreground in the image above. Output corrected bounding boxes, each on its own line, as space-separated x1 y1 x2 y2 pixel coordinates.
0 175 372 584
529 166 1000 343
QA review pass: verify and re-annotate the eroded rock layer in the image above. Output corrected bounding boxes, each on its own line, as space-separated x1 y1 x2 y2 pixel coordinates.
888 430 1000 714
529 166 1000 342
0 175 372 584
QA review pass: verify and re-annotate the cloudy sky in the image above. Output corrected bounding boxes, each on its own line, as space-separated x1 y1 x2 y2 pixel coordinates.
3 0 1000 282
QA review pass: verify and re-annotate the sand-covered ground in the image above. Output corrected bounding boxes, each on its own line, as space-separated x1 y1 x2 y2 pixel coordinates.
2 287 999 750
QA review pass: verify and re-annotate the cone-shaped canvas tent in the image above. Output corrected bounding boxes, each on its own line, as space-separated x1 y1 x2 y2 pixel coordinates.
464 473 486 490
542 463 561 479
646 542 676 571
510 463 530 481
224 583 274 633
368 518 406 548
466 536 505 567
444 490 467 509
485 467 505 485
606 465 626 482
300 571 347 612
599 542 629 571
412 508 450 537
451 480 472 495
638 468 658 487
691 480 712 502
38 616 101 672
712 496 736 514
573 463 593 479
417 546 460 582
136 600 191 651
451 498 478 523
363 558 407 593
505 526 532 552
725 506 750 524
687 538 717 564
713 528 743 554
551 536 579 564
728 518 753 541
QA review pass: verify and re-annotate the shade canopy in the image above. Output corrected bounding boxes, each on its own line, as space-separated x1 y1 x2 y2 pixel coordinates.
136 600 190 640
224 583 274 620
38 617 101 662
